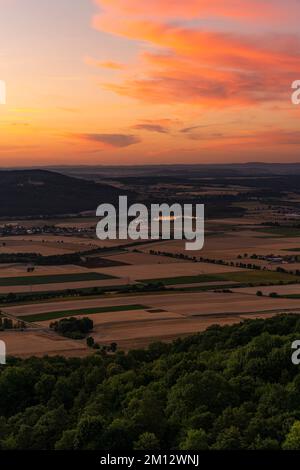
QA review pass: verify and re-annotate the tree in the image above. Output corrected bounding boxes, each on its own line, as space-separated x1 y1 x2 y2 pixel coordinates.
179 429 209 450
86 337 95 348
110 342 118 353
74 416 104 450
134 432 160 450
283 421 300 450
213 426 242 450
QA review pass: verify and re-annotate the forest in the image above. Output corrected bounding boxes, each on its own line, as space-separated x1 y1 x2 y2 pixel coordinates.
1 314 300 450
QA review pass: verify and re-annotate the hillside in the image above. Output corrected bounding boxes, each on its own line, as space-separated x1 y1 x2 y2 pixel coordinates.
1 314 300 450
0 170 128 217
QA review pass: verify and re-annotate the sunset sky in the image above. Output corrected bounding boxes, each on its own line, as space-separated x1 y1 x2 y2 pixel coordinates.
0 0 300 166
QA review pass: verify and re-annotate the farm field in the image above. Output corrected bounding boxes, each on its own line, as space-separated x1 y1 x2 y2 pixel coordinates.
101 251 187 265
5 290 300 353
5 289 300 353
0 278 129 294
1 331 88 358
37 308 181 328
6 290 300 318
0 234 131 255
0 271 116 287
137 230 300 274
95 261 245 281
232 284 300 296
3 167 300 357
141 270 300 285
22 304 149 322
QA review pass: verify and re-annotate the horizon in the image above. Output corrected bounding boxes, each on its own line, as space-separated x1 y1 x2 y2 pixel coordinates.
3 161 300 170
1 0 300 165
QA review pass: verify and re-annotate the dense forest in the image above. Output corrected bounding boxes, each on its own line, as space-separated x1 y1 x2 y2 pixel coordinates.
0 170 133 217
2 314 300 450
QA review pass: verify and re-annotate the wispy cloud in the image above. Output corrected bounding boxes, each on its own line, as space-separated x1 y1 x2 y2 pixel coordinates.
180 125 208 134
85 56 125 70
76 133 141 148
133 123 169 133
94 1 300 107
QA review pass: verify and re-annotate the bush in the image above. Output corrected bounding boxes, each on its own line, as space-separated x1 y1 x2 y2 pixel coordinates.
50 317 93 339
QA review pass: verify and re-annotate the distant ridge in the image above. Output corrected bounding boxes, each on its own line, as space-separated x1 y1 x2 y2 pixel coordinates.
43 162 300 179
0 169 129 217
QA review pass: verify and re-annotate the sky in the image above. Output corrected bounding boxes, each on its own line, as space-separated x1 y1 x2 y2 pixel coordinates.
0 0 300 166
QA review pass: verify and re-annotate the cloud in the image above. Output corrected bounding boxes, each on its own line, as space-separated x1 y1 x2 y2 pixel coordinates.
133 123 169 133
181 125 208 133
77 133 141 148
93 1 300 108
85 56 125 70
95 0 289 22
182 128 300 146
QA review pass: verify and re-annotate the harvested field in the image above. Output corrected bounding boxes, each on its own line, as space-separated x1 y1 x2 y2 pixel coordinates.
0 236 131 255
91 316 244 349
1 331 88 358
232 284 300 296
95 261 245 281
0 277 130 294
0 241 71 255
138 232 300 262
7 290 300 319
4 288 300 355
22 304 149 322
38 309 182 328
101 251 186 265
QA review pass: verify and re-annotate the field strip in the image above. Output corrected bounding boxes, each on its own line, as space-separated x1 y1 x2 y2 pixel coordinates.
19 304 149 322
0 271 117 286
191 308 300 318
141 270 300 285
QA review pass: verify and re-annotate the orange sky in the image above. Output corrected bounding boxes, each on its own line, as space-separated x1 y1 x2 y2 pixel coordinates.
0 0 300 166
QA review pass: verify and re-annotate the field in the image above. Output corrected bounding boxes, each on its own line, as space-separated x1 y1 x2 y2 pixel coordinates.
22 304 148 322
0 271 116 286
101 251 185 265
95 261 245 281
141 270 300 285
0 331 88 357
3 167 300 357
4 289 300 353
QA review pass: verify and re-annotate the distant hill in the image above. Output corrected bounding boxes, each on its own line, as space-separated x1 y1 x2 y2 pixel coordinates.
45 162 300 179
0 170 129 217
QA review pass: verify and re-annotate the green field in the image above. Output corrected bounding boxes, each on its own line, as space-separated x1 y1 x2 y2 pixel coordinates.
22 304 148 322
142 270 300 286
0 272 117 287
257 227 300 237
280 294 300 299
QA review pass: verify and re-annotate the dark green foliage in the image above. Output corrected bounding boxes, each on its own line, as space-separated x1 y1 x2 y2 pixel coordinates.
50 317 93 339
0 169 133 217
2 314 300 450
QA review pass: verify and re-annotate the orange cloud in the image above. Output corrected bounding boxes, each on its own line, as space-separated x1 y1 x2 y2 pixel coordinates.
85 56 125 70
133 122 170 133
95 0 288 21
92 2 300 108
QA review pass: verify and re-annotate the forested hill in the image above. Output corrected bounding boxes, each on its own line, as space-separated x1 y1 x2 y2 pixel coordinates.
0 170 128 217
1 314 300 450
